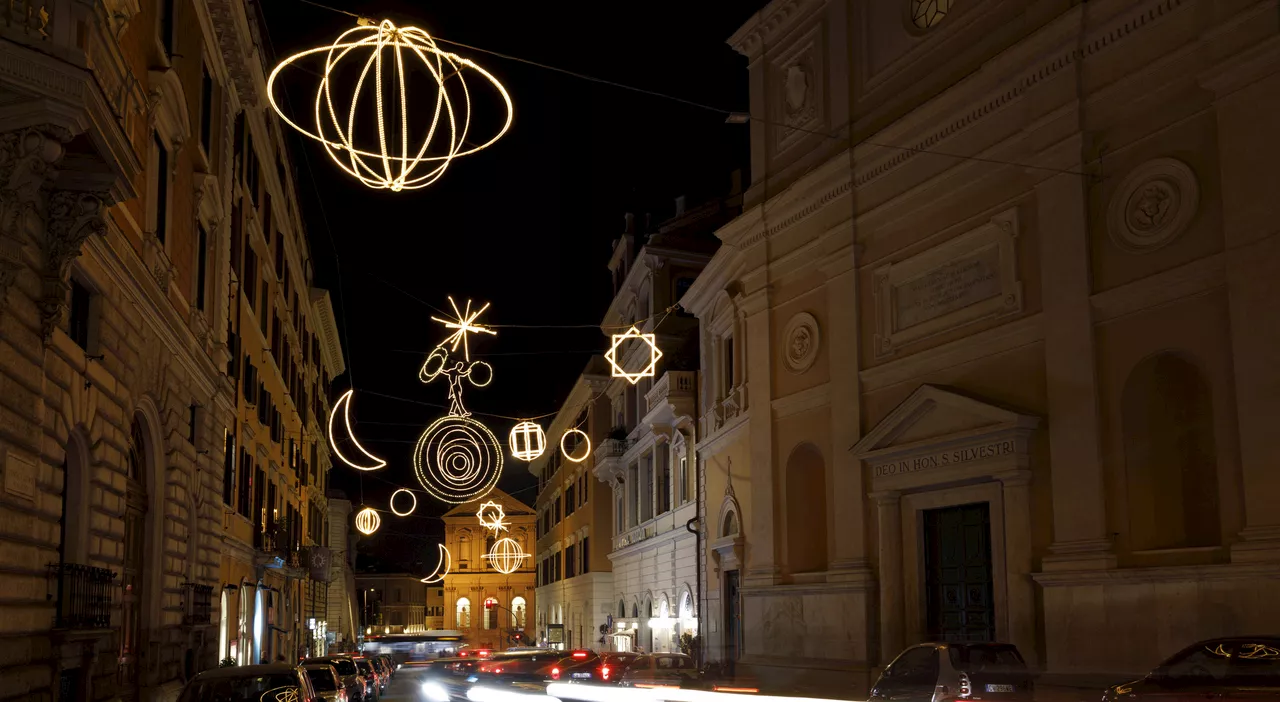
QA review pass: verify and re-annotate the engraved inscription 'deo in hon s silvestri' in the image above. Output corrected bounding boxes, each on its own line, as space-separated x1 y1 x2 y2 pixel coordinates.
894 244 1002 330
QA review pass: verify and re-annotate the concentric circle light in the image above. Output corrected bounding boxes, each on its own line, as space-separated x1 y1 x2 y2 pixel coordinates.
267 19 513 191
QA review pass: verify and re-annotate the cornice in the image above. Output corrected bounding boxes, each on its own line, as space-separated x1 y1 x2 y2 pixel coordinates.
1032 561 1280 586
310 288 344 377
728 0 827 59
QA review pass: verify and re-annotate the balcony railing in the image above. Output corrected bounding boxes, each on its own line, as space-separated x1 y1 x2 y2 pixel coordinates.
47 562 116 630
1 0 49 39
645 371 696 413
183 583 214 625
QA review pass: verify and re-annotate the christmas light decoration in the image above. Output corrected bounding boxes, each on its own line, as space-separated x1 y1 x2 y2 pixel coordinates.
355 506 381 535
483 536 531 575
560 428 591 463
266 19 513 192
475 500 509 533
420 544 452 584
328 389 387 471
604 326 663 384
508 421 546 462
415 298 504 503
389 488 417 516
261 687 301 702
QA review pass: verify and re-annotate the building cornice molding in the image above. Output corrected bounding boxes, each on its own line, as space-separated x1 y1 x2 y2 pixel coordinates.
728 0 827 59
310 288 345 377
1032 561 1280 587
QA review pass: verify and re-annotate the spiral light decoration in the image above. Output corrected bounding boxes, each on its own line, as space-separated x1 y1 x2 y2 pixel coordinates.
414 415 503 504
266 19 514 192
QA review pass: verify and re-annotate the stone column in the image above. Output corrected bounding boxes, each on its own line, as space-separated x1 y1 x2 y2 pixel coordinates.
822 244 872 580
1035 154 1114 571
995 469 1037 666
1212 71 1280 563
739 285 778 586
873 491 902 664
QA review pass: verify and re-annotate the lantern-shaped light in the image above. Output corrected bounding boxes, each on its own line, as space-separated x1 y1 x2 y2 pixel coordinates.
355 506 381 535
508 421 546 462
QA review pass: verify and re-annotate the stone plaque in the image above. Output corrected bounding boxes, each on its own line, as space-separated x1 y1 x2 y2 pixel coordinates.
4 449 36 501
895 244 1003 329
874 208 1022 357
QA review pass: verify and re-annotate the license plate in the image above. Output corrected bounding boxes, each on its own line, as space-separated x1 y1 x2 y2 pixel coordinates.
571 673 592 679
985 684 1016 692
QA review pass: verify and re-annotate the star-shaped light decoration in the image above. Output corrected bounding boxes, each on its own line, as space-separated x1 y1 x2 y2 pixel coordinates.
604 326 663 385
475 500 509 533
431 296 496 361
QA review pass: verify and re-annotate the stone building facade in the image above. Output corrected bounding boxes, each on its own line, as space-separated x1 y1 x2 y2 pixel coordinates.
0 0 340 699
441 489 536 652
683 0 1280 694
354 573 428 635
530 357 614 651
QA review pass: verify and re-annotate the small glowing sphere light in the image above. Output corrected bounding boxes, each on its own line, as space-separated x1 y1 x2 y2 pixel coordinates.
508 421 546 462
355 506 381 535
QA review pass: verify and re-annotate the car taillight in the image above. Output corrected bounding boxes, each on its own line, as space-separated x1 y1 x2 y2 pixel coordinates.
600 664 611 681
960 672 972 699
572 651 589 659
551 667 561 680
714 686 760 694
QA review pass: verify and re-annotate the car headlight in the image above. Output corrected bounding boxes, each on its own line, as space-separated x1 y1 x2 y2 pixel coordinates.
421 681 449 702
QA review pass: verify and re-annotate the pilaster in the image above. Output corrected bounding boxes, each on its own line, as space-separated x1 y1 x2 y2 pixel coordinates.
872 490 902 665
995 469 1037 667
739 284 779 586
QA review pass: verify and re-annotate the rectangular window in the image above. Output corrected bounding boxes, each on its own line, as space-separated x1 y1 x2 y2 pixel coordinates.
582 536 589 574
642 458 653 522
68 277 92 349
200 62 215 157
628 464 639 528
194 222 209 311
188 405 198 444
679 457 688 505
153 134 169 245
658 450 671 515
723 337 735 396
222 430 236 505
565 485 575 517
237 451 251 518
243 246 257 308
616 492 624 535
565 544 575 579
159 0 176 56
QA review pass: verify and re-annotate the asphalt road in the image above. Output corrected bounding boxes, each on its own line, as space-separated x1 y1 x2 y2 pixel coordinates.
374 667 431 701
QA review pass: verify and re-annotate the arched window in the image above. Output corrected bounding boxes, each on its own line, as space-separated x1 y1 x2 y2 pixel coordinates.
679 591 693 621
511 596 527 629
785 443 828 573
456 597 471 629
631 602 638 618
483 597 498 630
219 588 230 662
658 597 669 619
722 509 739 538
121 416 149 682
619 600 626 618
1122 353 1220 550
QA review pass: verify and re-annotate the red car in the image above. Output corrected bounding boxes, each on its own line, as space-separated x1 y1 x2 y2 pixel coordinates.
1104 637 1280 702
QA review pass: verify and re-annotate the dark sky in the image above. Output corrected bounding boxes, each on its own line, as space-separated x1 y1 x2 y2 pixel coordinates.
258 0 755 572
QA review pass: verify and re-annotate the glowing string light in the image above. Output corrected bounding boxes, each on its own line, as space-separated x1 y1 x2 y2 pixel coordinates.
604 325 663 384
266 19 513 192
355 506 382 535
389 488 418 516
560 428 591 463
475 500 509 533
328 389 388 471
420 544 452 584
483 536 531 575
508 421 546 462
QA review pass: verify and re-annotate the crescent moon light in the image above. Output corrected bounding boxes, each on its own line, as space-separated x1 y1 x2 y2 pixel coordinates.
328 389 388 471
420 544 452 584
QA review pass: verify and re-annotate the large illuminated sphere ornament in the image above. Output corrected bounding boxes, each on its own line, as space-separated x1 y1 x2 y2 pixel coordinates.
266 19 513 192
604 326 663 385
414 415 504 504
354 506 381 535
508 421 546 462
560 428 591 463
484 537 531 575
389 488 417 517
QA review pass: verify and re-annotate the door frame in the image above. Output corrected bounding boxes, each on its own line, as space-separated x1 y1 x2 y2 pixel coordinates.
902 482 1007 645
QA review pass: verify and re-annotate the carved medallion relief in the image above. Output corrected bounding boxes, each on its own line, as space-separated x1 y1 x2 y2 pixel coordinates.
1107 158 1199 254
782 312 821 374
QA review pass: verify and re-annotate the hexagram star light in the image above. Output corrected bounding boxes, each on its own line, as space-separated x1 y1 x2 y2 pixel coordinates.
604 326 663 385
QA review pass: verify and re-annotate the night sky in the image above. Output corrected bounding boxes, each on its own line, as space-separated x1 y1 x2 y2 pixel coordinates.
258 0 755 572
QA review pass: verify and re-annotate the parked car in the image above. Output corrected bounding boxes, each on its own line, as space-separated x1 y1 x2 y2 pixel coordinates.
474 650 563 682
354 658 381 699
619 652 700 688
177 663 319 702
871 643 1033 702
376 654 396 679
301 656 366 702
1103 637 1280 702
303 663 348 702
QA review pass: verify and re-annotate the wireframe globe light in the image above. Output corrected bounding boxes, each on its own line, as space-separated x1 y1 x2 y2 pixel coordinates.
508 421 546 462
484 537 530 575
355 506 382 535
267 19 513 192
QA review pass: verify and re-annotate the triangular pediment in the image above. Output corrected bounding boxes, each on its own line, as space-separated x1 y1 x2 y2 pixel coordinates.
851 385 1039 458
442 488 534 519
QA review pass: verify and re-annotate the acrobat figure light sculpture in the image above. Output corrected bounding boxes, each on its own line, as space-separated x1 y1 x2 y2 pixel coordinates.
414 297 504 504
